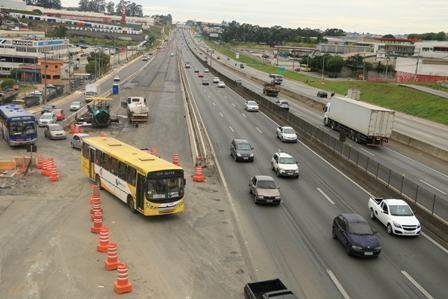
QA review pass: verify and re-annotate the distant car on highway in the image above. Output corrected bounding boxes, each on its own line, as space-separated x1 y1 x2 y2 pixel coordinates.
240 63 245 69
276 126 298 143
54 109 65 121
70 133 90 149
142 55 149 61
332 213 381 257
217 81 226 88
202 79 209 85
245 100 259 112
230 138 254 162
317 91 328 98
271 151 299 178
204 68 209 73
44 123 67 140
262 54 270 58
38 112 56 127
70 101 81 111
41 105 55 114
368 197 421 236
194 69 199 73
113 75 120 82
198 73 204 78
170 52 174 57
249 175 281 205
275 99 289 111
185 63 191 68
212 77 219 84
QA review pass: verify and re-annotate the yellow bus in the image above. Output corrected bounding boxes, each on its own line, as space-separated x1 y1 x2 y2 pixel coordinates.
81 136 185 216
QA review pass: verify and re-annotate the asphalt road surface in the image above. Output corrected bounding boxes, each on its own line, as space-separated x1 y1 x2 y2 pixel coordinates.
177 29 448 299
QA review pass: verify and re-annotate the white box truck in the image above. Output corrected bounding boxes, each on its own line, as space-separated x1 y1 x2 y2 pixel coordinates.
323 96 395 145
85 84 98 103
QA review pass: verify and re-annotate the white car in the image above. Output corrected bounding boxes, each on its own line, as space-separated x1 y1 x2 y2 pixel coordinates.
113 75 120 82
276 126 298 143
204 68 209 73
170 52 174 57
368 197 421 236
38 112 56 127
217 81 226 88
212 77 220 83
271 151 299 178
245 101 259 112
70 100 81 111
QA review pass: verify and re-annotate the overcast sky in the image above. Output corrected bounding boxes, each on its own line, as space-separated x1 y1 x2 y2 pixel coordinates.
61 0 447 34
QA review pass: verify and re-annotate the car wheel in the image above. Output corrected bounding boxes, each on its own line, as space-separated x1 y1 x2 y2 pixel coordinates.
370 209 376 220
332 227 337 239
95 175 102 190
127 196 137 213
387 224 393 235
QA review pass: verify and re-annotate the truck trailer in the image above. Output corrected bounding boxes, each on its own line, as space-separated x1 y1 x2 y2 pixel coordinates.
323 96 395 145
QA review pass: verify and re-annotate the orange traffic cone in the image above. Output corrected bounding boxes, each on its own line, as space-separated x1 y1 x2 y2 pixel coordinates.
97 227 110 253
172 153 180 166
114 263 133 294
49 168 59 182
36 155 44 169
192 166 205 182
90 202 103 221
105 242 120 270
91 211 103 234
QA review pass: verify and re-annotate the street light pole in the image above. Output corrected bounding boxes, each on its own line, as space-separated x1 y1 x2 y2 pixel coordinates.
321 55 325 80
43 51 48 104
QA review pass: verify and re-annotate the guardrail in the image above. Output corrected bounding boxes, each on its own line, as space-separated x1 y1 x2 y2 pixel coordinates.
182 31 448 226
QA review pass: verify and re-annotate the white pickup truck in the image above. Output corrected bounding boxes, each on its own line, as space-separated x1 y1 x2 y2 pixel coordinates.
368 197 421 236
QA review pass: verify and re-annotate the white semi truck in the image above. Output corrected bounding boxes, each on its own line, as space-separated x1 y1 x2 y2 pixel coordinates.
84 84 98 103
323 96 395 145
122 97 149 124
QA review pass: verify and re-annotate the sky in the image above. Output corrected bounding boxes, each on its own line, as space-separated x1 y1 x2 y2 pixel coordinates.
61 0 447 34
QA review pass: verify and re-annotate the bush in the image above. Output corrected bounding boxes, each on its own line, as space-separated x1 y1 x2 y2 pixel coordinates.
1 79 15 91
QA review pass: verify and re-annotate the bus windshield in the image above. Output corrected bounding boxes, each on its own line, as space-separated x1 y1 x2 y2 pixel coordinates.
147 173 184 202
9 121 37 136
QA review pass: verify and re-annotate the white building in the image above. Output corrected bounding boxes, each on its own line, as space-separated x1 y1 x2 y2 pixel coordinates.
414 41 448 59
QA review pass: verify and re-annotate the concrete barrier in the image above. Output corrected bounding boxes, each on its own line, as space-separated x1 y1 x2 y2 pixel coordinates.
392 130 448 162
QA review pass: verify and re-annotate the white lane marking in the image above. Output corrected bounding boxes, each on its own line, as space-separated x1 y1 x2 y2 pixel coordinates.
359 148 375 156
419 179 447 195
212 102 216 106
231 103 236 107
317 188 335 205
229 126 234 133
422 232 448 255
388 148 448 180
256 127 263 134
327 270 350 299
401 270 434 299
219 112 224 118
241 113 247 118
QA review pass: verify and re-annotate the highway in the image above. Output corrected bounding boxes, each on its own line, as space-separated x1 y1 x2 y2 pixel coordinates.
177 30 448 298
182 32 448 221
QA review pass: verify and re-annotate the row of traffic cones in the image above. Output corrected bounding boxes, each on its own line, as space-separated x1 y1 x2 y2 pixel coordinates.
89 184 132 294
36 155 59 182
69 124 84 134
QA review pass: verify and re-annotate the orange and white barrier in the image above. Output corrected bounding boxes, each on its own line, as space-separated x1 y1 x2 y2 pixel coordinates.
114 263 133 294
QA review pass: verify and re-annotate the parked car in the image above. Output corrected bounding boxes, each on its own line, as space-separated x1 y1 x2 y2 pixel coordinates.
275 99 289 111
38 112 56 127
70 101 81 111
202 79 210 85
212 77 220 84
276 126 298 143
271 151 299 178
44 123 67 140
230 138 254 162
54 109 65 121
249 175 281 205
204 68 209 73
70 133 90 149
217 81 226 88
317 91 328 98
332 213 381 257
368 197 421 236
245 100 259 112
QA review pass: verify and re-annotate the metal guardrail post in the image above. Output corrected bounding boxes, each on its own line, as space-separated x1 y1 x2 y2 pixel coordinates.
387 169 392 187
432 195 436 215
415 185 419 204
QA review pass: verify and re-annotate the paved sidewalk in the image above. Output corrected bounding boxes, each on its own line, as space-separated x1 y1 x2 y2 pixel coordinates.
400 84 448 99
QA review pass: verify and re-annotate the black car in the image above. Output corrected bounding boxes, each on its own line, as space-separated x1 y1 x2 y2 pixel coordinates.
230 138 254 162
317 91 328 98
194 69 199 73
332 213 381 257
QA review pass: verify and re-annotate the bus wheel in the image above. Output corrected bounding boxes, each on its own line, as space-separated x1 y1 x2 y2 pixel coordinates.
95 175 102 190
127 196 137 213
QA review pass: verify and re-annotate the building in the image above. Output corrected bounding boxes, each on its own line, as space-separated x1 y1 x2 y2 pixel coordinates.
373 37 415 57
0 38 68 80
395 57 448 83
39 59 64 84
317 43 374 55
414 41 448 59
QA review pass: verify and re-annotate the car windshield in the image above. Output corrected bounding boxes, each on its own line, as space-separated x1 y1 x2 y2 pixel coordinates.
279 157 295 164
247 101 257 105
348 222 373 235
50 125 63 131
72 101 80 106
41 114 52 120
236 143 251 150
283 128 295 134
389 205 414 216
257 180 277 189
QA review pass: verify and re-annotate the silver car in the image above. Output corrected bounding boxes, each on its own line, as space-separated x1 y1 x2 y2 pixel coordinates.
249 175 281 205
70 100 81 111
44 123 67 140
38 112 56 127
245 101 259 112
71 133 90 149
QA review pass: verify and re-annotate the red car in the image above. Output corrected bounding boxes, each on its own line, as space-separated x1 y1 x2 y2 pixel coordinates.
198 73 204 78
54 109 65 121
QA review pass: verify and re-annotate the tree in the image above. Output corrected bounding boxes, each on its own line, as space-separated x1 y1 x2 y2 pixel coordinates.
382 34 395 38
324 28 345 36
346 54 364 69
106 1 114 15
85 52 110 76
325 56 344 73
48 25 67 38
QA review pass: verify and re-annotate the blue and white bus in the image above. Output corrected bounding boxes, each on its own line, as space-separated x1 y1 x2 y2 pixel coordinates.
0 104 38 146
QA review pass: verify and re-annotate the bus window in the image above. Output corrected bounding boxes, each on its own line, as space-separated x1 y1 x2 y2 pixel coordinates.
95 150 102 165
118 162 127 180
110 157 118 175
82 143 89 159
102 153 110 171
126 167 136 186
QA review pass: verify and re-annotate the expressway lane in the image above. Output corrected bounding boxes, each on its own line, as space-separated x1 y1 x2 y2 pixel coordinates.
179 32 448 299
183 33 448 220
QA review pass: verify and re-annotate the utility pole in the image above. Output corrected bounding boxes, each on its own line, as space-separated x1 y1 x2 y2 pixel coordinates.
321 55 325 80
68 53 73 93
42 51 49 104
414 49 420 82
